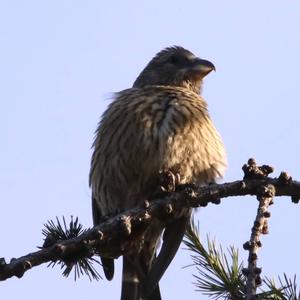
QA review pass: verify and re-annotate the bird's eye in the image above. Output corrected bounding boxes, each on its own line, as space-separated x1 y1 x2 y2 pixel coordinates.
169 55 180 64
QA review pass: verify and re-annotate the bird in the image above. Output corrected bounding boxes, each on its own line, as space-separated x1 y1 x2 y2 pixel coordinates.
89 46 227 300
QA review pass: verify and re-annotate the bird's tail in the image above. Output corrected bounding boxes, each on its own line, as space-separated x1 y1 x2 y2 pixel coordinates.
141 212 191 298
121 255 161 300
121 211 191 299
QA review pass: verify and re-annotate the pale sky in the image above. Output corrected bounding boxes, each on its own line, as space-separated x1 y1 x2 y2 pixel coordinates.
1 1 300 299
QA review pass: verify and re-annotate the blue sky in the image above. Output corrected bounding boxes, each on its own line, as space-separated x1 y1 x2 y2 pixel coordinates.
1 1 300 299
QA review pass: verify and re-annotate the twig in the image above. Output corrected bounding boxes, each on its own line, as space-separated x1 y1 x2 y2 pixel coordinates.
0 159 299 282
243 184 275 299
241 159 293 299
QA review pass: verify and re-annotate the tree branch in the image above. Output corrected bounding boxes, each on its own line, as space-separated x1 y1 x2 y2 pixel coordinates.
0 159 299 282
243 184 275 299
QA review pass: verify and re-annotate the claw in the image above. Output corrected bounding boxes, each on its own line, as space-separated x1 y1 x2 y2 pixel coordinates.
158 170 180 193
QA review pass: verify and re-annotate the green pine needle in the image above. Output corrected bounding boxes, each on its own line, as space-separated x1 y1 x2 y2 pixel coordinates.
261 274 299 300
183 219 246 299
183 218 299 300
42 216 101 281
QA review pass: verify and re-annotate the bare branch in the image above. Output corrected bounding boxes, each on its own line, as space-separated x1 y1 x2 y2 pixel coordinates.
243 184 275 299
0 159 299 282
241 158 295 299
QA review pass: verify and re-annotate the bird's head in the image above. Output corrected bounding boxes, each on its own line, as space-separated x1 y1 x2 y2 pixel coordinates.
133 46 215 94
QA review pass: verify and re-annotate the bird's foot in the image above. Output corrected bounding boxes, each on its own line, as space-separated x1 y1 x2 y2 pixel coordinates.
158 170 180 193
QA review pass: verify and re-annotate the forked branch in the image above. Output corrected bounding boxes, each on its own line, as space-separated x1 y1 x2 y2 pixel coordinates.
0 159 299 283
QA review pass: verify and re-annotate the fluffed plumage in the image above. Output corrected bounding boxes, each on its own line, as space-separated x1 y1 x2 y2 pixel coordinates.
89 46 227 299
